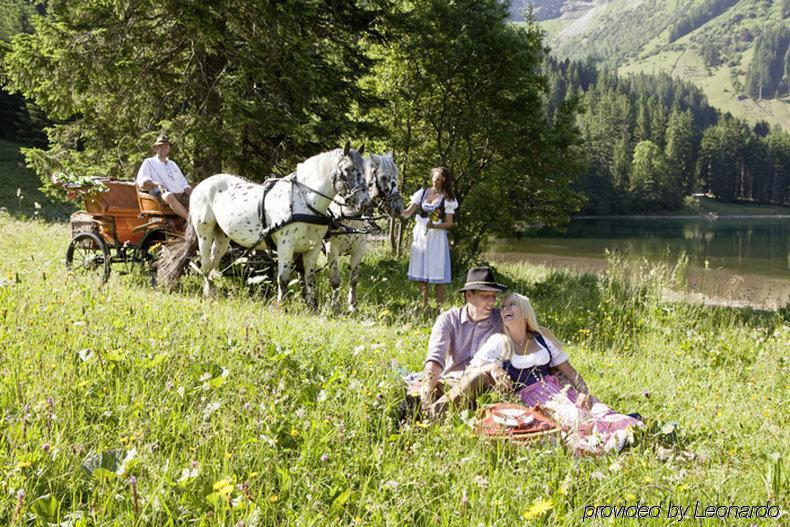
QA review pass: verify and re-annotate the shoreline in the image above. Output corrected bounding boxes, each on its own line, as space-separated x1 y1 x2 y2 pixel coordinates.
571 214 790 220
484 252 790 311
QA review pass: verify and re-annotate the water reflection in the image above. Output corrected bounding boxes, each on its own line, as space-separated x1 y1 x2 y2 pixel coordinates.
490 217 790 308
505 217 790 276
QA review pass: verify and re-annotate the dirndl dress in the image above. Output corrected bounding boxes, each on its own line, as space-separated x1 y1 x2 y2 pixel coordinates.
407 188 458 284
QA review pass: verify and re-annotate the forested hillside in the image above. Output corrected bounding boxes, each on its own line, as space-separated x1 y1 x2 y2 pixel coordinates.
546 58 789 212
530 0 789 129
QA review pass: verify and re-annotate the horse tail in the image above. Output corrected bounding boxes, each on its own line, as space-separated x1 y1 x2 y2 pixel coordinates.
157 222 198 291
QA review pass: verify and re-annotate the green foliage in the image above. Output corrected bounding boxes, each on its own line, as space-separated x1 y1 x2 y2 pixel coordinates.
745 24 790 100
630 140 670 208
547 57 790 210
2 0 385 188
664 107 696 203
697 115 745 202
362 0 583 266
0 0 44 144
668 0 739 43
0 0 34 42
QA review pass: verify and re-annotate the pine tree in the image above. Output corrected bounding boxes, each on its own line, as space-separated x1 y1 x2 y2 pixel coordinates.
665 107 696 200
630 140 668 209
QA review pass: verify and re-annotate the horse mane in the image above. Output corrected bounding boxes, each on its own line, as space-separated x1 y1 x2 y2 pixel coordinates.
296 150 332 180
370 153 398 181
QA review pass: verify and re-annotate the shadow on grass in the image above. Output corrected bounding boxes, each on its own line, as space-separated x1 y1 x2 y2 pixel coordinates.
0 140 75 221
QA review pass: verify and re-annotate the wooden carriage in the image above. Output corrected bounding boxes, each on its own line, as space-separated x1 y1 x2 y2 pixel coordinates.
66 179 183 284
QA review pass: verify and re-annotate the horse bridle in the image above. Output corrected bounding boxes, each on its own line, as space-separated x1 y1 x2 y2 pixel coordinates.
330 157 369 209
371 167 402 213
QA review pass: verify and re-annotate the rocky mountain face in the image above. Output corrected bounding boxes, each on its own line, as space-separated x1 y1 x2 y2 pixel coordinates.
507 0 789 128
508 0 600 22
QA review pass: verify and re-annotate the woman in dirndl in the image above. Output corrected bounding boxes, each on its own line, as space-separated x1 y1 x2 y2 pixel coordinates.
401 167 458 310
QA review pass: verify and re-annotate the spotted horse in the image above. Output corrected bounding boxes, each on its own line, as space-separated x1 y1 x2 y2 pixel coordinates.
324 152 404 311
156 143 370 308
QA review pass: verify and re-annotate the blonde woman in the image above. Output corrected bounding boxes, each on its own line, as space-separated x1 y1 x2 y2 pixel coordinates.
432 293 642 453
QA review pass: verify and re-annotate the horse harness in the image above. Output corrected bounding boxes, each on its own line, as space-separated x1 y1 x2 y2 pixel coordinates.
230 172 373 267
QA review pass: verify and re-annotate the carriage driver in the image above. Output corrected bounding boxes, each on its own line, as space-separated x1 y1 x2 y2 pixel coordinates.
135 133 192 220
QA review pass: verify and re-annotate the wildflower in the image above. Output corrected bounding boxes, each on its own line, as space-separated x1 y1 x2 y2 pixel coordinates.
523 497 553 520
16 461 32 469
213 478 234 496
320 454 329 463
473 475 489 488
609 462 622 472
460 488 468 506
383 480 399 489
290 429 299 438
42 444 51 453
224 452 233 460
626 493 637 502
590 471 604 481
269 495 278 503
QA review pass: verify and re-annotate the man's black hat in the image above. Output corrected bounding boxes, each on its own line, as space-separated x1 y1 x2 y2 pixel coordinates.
457 266 507 292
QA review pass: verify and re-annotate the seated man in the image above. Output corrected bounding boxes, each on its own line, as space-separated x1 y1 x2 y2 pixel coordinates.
135 133 191 220
419 266 507 416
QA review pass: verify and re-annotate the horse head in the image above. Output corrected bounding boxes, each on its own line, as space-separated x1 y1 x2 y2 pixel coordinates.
366 152 404 217
331 142 371 216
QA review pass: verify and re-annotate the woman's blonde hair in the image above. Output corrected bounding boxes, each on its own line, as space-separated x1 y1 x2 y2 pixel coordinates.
500 292 554 360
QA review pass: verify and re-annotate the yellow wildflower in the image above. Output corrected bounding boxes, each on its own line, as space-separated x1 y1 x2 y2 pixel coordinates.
269 495 279 503
626 493 637 502
224 452 233 460
16 461 32 469
523 497 553 520
213 478 234 496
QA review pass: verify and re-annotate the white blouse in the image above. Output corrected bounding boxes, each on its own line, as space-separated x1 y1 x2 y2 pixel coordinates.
409 189 458 216
470 333 569 370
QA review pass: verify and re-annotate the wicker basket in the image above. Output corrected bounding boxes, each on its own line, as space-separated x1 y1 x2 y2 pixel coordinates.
70 211 99 237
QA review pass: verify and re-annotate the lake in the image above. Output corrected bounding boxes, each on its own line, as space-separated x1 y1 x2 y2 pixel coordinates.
487 216 790 309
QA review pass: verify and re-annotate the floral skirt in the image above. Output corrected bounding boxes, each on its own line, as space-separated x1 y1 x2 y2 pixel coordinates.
518 375 643 455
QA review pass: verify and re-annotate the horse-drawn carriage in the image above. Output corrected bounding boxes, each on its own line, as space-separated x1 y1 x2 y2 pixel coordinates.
64 180 183 284
65 179 278 286
63 145 402 308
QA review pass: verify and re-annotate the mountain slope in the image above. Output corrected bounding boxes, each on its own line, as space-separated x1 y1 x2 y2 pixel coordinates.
527 0 789 129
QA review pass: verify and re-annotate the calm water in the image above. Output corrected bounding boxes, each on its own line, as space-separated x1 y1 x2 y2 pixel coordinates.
489 217 790 308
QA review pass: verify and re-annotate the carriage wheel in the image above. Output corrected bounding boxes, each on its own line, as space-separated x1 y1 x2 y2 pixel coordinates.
65 231 111 284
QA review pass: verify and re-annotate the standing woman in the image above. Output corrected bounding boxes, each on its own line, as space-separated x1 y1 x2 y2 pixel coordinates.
401 167 458 310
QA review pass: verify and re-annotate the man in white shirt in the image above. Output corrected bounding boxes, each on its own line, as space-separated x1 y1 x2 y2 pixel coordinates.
135 133 191 219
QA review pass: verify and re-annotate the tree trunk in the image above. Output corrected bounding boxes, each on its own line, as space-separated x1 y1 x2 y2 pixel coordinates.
396 218 406 258
191 43 226 181
389 217 397 254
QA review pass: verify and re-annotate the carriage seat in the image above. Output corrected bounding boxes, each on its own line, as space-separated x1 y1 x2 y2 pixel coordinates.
84 180 141 217
136 188 178 217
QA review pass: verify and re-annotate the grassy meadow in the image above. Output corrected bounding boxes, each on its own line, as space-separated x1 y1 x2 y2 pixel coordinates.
0 144 787 525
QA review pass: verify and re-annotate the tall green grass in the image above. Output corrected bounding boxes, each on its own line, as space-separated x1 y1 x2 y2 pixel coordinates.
0 214 786 526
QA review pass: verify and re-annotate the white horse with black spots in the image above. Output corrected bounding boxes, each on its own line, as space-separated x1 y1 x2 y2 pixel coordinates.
325 152 403 311
157 143 370 308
